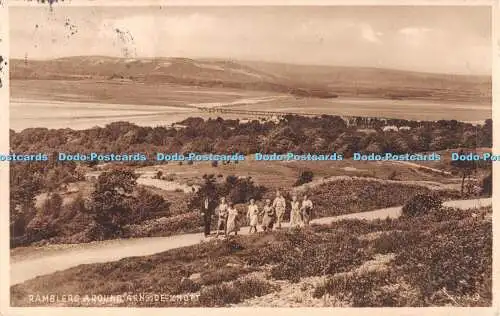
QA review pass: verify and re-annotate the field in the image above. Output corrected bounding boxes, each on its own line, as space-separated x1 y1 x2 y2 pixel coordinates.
136 158 460 191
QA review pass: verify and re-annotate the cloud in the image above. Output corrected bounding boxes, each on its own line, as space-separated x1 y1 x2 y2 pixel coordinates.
398 27 433 46
360 23 382 44
399 27 432 36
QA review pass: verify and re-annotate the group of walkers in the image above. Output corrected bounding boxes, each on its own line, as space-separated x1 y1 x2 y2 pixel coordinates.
200 190 314 238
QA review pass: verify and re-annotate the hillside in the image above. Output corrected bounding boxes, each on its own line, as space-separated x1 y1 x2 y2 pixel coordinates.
239 60 491 102
11 205 492 307
10 57 337 99
10 56 491 103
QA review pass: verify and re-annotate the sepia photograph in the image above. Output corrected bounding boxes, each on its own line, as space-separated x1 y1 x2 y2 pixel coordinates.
5 2 494 309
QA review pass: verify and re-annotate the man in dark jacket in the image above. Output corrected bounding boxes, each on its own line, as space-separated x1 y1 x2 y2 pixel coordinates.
201 196 217 237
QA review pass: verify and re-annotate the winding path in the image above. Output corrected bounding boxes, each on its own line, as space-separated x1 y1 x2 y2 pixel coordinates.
10 198 491 286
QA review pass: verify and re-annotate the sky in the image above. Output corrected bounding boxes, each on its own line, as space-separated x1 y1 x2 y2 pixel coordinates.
9 5 492 75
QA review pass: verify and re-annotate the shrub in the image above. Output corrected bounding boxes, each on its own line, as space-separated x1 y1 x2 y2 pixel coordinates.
177 277 201 293
294 170 314 186
123 212 202 238
372 231 421 254
481 172 492 196
313 270 419 307
402 193 443 218
200 267 255 286
305 179 459 219
394 220 492 302
199 283 241 307
225 176 266 204
253 230 371 283
199 278 278 307
130 187 170 223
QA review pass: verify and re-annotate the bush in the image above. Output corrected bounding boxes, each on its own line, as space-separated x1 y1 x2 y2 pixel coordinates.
177 277 201 293
294 170 314 186
200 267 255 286
306 179 459 219
481 172 492 196
123 212 202 238
199 278 278 307
312 270 419 307
372 231 421 254
402 193 443 218
225 176 267 204
199 283 241 306
394 220 492 303
251 230 371 283
130 187 170 223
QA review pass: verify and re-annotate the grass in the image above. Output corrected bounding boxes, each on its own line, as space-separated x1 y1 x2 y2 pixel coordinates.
299 178 461 218
138 158 456 192
11 205 491 307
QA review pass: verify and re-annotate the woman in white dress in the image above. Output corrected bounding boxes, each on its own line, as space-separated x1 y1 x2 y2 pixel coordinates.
215 197 228 238
290 195 301 228
226 202 240 236
261 199 274 232
247 198 259 234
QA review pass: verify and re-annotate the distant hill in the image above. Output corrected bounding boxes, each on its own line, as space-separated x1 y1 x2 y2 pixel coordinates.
238 60 491 103
10 56 491 102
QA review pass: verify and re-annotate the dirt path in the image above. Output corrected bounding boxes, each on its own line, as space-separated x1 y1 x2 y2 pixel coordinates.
393 161 452 175
292 174 458 193
10 197 491 286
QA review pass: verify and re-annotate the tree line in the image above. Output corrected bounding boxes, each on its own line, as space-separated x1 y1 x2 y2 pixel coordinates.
10 116 492 158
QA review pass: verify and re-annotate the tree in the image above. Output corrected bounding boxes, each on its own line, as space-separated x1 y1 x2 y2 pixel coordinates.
451 150 479 196
131 187 170 223
62 193 87 221
87 168 138 239
222 176 266 204
481 172 492 196
25 192 63 243
10 165 44 240
294 170 314 186
188 174 219 211
155 170 163 179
